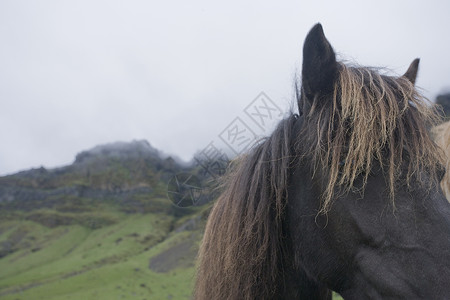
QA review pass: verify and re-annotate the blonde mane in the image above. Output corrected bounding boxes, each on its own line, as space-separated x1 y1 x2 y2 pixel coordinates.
432 120 450 200
303 63 445 213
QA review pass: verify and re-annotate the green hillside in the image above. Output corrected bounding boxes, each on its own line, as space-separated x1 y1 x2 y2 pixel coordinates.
0 140 213 300
0 209 209 300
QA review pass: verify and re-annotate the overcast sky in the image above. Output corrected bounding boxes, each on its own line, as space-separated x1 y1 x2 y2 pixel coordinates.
1 0 450 175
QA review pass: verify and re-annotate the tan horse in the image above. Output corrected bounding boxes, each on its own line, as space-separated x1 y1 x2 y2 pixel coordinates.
433 120 450 200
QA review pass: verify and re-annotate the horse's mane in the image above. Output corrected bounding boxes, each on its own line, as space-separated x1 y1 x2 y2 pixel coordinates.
301 63 445 213
194 116 296 300
195 62 445 299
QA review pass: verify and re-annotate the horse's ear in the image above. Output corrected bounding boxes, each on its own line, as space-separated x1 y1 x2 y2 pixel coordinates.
301 23 338 101
403 58 420 85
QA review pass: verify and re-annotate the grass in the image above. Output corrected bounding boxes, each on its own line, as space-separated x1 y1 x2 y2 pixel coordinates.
0 209 201 300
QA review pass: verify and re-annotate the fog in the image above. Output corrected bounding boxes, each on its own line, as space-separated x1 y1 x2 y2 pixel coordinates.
1 0 450 175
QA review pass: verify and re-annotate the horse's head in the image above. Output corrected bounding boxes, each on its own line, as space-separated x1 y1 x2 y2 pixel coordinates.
288 23 450 299
195 23 450 300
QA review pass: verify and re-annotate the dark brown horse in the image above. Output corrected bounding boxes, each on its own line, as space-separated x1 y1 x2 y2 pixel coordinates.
195 24 450 299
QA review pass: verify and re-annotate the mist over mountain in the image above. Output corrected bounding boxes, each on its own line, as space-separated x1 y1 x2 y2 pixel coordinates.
74 140 161 163
0 139 208 215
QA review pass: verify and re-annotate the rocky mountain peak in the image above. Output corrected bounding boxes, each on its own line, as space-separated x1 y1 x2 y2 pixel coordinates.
74 140 161 164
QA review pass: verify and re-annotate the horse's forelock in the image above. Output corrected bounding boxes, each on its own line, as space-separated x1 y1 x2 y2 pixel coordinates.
301 63 445 213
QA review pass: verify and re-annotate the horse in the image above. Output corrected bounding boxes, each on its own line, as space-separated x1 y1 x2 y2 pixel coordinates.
433 120 450 200
195 24 450 299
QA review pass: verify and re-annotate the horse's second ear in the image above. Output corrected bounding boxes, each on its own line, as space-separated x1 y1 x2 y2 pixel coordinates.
403 58 420 85
301 23 338 101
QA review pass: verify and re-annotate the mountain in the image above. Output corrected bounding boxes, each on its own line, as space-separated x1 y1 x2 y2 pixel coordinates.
0 140 215 300
0 140 194 214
